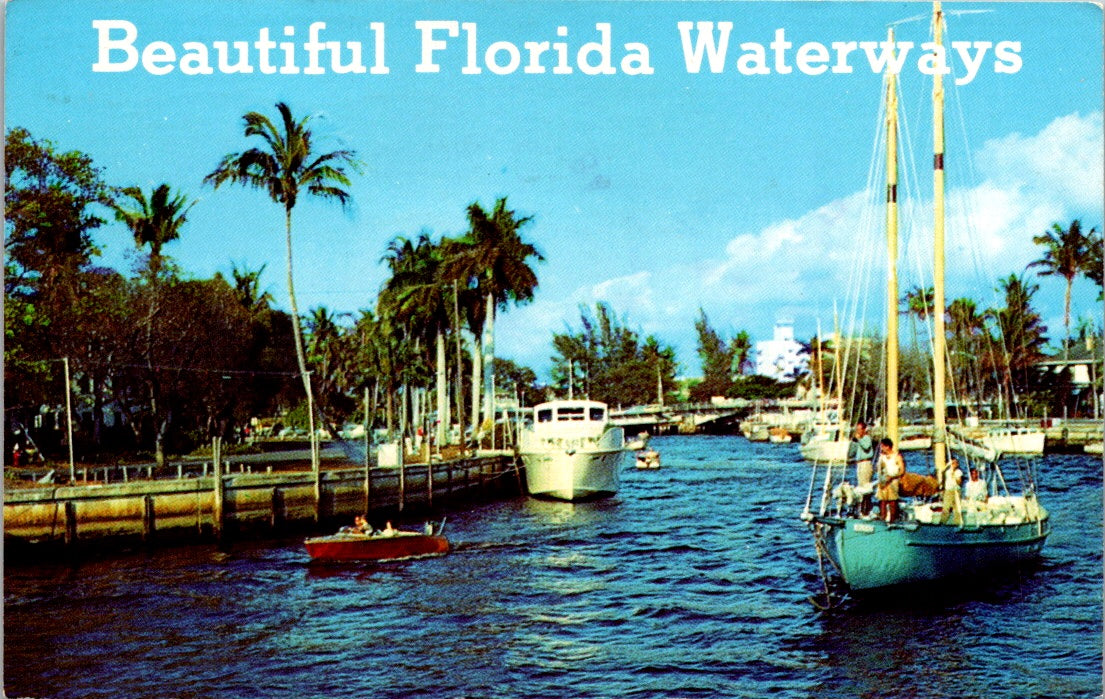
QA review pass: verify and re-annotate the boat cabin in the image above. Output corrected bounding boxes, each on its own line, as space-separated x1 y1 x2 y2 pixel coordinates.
529 400 612 439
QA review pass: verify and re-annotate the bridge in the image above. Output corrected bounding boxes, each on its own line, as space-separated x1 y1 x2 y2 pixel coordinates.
609 400 814 435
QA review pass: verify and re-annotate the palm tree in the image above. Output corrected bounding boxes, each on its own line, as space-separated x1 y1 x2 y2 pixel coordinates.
204 102 359 465
113 183 195 279
947 297 989 412
442 197 542 439
991 273 1048 414
900 284 936 399
379 233 453 445
1030 220 1093 358
112 183 195 467
1082 226 1103 300
229 262 274 316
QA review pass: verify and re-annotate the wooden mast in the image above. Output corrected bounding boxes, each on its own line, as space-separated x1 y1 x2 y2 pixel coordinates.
885 26 900 445
931 1 948 473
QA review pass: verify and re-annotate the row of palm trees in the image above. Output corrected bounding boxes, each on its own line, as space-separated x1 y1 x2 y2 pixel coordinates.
109 102 544 458
894 218 1101 417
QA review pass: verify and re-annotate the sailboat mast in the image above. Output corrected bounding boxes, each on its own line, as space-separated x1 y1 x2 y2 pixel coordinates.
931 1 948 472
885 26 900 445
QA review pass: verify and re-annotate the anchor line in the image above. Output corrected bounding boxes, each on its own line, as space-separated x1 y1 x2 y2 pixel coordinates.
809 521 846 610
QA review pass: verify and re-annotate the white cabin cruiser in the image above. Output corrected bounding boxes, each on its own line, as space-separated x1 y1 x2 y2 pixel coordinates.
518 400 626 501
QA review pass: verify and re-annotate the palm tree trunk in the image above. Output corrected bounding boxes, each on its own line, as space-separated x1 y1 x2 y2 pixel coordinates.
470 332 482 444
1064 279 1072 360
436 332 447 446
453 281 466 449
483 291 495 438
284 207 319 475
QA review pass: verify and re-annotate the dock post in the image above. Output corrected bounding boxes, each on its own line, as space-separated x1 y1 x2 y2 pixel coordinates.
313 466 322 524
363 459 372 515
271 487 285 530
427 463 433 508
142 494 156 543
212 438 225 541
63 501 77 546
398 459 406 512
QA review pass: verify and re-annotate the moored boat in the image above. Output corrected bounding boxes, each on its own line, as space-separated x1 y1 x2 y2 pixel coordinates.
305 524 449 562
799 422 850 463
802 4 1049 597
518 399 626 501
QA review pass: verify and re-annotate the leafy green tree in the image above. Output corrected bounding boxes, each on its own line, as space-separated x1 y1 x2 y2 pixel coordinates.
551 302 677 406
692 309 736 401
492 357 545 408
205 102 359 450
1031 220 1096 358
4 127 113 295
4 128 115 427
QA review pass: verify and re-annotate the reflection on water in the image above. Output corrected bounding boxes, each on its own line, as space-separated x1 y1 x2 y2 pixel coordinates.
5 439 1102 699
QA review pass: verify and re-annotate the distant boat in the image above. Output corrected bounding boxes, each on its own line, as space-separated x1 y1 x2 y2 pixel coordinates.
305 524 449 562
518 400 626 501
1085 441 1103 455
976 425 1045 455
635 449 661 469
897 430 932 451
799 421 850 463
768 426 793 444
625 431 651 451
802 4 1049 595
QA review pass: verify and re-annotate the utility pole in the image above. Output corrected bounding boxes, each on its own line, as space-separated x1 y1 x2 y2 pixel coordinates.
63 357 75 483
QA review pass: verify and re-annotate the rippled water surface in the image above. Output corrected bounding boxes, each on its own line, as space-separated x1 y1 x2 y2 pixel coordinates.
5 436 1102 698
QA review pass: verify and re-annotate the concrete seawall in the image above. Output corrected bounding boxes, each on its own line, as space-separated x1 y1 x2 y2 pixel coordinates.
4 454 520 549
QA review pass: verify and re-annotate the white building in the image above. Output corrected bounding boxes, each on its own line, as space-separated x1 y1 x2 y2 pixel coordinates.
754 320 809 380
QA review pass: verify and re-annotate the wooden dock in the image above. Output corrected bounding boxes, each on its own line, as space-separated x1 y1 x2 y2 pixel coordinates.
3 451 521 551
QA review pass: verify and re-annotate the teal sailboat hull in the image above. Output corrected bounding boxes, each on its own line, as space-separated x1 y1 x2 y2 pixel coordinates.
814 514 1050 591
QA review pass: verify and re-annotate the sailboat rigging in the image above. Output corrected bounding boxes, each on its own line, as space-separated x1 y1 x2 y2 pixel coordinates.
801 3 1050 597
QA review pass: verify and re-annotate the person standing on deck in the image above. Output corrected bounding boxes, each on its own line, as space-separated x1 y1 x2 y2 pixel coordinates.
849 421 876 516
965 467 988 503
876 438 904 523
939 458 964 525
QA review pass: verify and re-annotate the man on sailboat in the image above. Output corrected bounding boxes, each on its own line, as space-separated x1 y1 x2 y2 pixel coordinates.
849 421 876 516
939 458 964 525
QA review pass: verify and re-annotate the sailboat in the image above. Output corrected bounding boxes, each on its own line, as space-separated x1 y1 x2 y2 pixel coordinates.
799 319 851 463
802 4 1050 593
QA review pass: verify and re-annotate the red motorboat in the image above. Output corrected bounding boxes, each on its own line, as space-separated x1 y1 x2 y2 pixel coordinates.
305 522 450 562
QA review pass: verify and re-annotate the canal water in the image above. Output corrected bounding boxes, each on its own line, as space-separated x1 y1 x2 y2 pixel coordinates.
5 435 1102 698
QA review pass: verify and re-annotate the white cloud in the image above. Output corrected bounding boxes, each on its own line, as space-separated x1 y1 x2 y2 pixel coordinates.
976 111 1104 215
499 112 1104 377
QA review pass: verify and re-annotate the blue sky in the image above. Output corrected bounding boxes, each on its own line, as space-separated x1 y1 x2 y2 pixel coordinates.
6 0 1103 379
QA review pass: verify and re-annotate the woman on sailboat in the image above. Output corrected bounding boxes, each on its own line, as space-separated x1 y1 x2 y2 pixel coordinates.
876 438 904 522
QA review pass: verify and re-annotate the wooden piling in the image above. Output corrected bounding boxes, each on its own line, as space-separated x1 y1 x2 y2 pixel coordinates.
270 487 285 530
142 494 156 543
64 501 77 546
427 463 434 508
212 439 225 541
363 461 372 515
398 459 406 512
313 465 322 524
